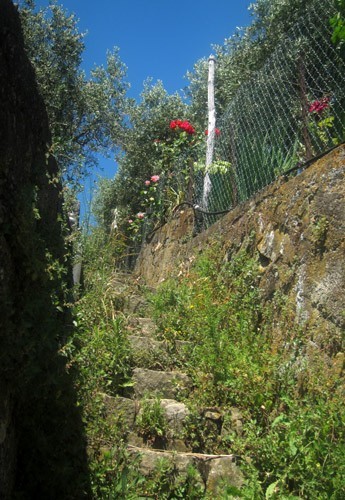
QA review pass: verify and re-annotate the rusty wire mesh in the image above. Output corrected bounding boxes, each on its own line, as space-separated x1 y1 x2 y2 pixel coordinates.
194 0 345 228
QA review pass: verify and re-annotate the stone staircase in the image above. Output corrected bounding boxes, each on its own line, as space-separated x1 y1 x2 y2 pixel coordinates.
102 273 244 497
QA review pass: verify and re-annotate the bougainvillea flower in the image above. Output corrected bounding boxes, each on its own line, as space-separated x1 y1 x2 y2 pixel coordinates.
205 128 221 136
308 96 330 114
151 175 160 183
136 212 145 219
145 180 151 186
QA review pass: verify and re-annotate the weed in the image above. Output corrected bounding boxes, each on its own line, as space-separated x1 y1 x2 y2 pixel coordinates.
150 242 345 498
136 396 168 446
138 458 205 499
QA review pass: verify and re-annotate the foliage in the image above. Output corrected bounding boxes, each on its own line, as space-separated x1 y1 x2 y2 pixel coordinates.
136 397 168 444
138 459 204 499
187 0 320 119
237 396 345 499
130 120 204 231
308 96 340 149
62 226 139 495
112 80 190 216
330 0 345 53
19 0 128 185
91 81 201 248
151 245 270 410
194 159 232 175
149 242 345 498
69 317 132 397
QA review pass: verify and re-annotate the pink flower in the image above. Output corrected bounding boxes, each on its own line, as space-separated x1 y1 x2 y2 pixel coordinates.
136 212 145 219
151 175 160 183
145 180 151 186
308 97 330 114
128 219 133 224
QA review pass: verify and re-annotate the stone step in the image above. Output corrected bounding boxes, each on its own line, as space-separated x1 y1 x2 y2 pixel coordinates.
132 367 192 399
102 393 244 454
126 317 157 337
128 335 172 369
102 395 189 432
102 394 191 451
128 446 244 498
124 294 148 314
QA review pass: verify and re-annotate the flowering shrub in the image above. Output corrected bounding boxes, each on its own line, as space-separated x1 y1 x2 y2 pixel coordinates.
149 119 202 211
308 95 337 148
127 211 146 243
308 96 330 114
169 119 196 135
126 118 204 242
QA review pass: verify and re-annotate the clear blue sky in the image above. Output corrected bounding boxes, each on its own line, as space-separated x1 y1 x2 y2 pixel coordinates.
35 0 251 98
34 0 252 215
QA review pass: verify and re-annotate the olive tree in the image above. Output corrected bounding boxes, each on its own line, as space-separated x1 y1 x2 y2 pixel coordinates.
19 0 129 185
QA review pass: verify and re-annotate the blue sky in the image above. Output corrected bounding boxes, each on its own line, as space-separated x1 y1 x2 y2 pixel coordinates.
34 0 252 214
35 0 252 98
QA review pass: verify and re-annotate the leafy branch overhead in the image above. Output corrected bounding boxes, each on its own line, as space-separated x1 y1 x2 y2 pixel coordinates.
19 0 129 185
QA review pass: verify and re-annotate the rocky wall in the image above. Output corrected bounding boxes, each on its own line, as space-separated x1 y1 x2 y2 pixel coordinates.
0 1 89 497
135 145 345 339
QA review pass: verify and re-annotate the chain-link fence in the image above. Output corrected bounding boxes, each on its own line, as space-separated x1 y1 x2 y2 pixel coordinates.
194 0 345 228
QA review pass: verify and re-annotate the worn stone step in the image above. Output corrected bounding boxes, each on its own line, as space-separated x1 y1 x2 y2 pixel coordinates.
102 393 244 451
102 394 139 430
128 446 244 497
102 395 189 431
124 294 149 314
132 367 192 399
101 394 191 452
128 335 172 369
126 317 157 337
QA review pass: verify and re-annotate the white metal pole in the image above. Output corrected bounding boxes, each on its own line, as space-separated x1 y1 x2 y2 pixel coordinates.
203 54 216 208
206 54 216 167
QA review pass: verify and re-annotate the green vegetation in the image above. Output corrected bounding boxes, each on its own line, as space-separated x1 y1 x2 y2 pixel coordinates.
66 231 344 497
19 0 128 184
148 243 345 499
331 0 345 53
65 232 209 497
10 0 344 497
148 245 345 499
136 397 168 444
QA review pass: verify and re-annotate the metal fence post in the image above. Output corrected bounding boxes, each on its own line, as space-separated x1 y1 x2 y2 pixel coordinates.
203 54 216 208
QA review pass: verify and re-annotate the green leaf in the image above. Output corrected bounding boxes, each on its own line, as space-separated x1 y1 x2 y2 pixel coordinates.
265 480 279 499
271 414 287 427
289 437 298 457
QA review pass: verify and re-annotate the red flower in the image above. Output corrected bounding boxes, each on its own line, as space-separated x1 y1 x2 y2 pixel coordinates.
170 119 195 135
150 175 160 183
205 128 221 136
308 96 330 114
